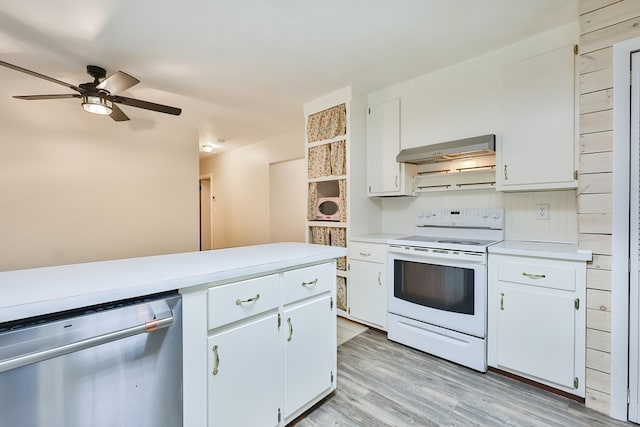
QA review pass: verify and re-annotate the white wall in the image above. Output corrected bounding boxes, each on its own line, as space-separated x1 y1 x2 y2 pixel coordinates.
0 103 200 271
199 129 304 248
368 22 579 242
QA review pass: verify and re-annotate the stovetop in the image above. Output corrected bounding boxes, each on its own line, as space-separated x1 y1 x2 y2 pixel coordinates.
389 235 501 253
388 208 505 253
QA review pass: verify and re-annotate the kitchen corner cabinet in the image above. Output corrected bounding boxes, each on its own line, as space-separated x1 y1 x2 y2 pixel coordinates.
366 98 415 196
204 262 336 426
498 44 578 191
347 241 388 329
487 252 586 397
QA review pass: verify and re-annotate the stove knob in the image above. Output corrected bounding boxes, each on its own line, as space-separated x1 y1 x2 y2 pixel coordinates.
417 211 425 218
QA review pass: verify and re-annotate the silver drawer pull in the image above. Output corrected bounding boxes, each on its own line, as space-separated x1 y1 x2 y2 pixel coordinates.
378 272 382 286
236 294 260 305
522 272 546 279
212 345 220 375
301 278 318 287
359 252 371 257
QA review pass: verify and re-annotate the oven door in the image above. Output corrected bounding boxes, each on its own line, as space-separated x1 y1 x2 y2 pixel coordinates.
388 248 486 338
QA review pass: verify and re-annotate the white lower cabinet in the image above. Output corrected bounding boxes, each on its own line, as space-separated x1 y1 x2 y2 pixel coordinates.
283 295 334 419
203 262 336 426
348 241 388 329
208 313 280 426
488 251 586 397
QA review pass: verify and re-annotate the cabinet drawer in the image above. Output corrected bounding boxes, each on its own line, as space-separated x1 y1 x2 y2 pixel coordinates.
348 242 387 263
283 263 333 304
498 261 576 291
208 274 280 330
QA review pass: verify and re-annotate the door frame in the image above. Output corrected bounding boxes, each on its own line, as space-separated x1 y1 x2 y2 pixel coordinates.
199 173 214 250
612 36 640 421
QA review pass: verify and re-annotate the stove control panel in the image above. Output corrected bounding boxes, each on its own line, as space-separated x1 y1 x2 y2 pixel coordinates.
417 208 504 229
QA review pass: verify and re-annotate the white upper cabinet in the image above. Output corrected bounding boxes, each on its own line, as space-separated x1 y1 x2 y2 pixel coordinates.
498 44 577 191
367 98 414 196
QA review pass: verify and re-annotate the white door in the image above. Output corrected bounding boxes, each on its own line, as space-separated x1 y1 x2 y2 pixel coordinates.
269 159 306 242
199 177 212 250
349 259 386 329
207 313 280 427
497 285 576 389
629 50 640 423
367 98 401 194
283 295 334 419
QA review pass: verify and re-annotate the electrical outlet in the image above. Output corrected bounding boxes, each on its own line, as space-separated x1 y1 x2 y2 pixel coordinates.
536 203 550 220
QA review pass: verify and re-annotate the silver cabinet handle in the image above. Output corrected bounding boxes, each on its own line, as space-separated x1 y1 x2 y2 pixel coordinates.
378 272 382 286
212 345 220 375
287 318 293 342
236 294 260 305
500 292 504 310
301 278 318 287
395 175 399 188
0 309 173 374
504 164 508 180
522 272 546 279
359 252 371 257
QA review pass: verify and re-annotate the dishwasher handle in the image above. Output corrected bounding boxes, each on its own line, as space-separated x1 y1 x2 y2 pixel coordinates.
0 304 174 374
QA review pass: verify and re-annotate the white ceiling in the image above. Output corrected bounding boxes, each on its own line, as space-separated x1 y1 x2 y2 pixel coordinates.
0 0 578 154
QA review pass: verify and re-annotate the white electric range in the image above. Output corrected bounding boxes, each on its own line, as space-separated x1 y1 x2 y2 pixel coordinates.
387 208 504 372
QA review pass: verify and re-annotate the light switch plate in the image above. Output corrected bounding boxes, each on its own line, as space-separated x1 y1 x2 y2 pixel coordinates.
536 203 550 220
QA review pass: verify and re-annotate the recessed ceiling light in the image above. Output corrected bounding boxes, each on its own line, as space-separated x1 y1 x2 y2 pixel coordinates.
201 144 214 153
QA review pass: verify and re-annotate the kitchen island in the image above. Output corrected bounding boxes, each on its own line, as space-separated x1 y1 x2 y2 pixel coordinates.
0 242 346 427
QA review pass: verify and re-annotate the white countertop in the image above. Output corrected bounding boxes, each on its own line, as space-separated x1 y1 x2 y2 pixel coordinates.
488 240 592 262
350 233 411 244
0 243 346 323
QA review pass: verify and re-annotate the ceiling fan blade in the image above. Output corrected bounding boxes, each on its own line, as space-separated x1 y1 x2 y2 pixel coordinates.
96 71 140 94
109 103 130 122
112 95 181 116
0 60 82 92
13 94 80 100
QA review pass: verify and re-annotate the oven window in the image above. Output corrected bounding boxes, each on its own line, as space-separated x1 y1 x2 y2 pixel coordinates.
394 260 474 315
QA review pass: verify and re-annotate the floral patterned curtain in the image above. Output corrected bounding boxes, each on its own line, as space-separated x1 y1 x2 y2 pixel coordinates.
307 182 318 221
307 144 331 179
336 276 347 311
330 140 346 176
310 226 331 246
338 179 347 223
306 103 347 143
330 227 347 271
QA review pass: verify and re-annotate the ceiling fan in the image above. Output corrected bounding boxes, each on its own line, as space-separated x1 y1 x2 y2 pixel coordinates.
0 60 182 121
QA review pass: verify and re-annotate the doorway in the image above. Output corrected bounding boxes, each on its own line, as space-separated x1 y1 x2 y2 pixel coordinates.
629 49 640 423
199 174 213 250
269 159 305 243
612 37 640 422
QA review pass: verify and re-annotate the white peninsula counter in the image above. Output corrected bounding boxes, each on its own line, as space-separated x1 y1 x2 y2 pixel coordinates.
0 242 346 427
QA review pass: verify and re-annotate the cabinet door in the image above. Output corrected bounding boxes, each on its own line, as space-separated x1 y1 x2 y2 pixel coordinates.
349 259 387 329
283 295 334 419
497 285 576 388
208 313 280 427
499 44 576 190
367 99 405 195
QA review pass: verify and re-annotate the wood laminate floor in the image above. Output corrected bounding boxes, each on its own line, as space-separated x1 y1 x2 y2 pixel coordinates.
295 329 632 427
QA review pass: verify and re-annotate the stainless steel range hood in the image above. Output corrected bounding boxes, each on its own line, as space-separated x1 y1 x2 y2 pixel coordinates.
396 134 495 164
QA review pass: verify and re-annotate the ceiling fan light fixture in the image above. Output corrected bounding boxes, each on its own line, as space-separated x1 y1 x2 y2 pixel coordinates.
82 95 113 115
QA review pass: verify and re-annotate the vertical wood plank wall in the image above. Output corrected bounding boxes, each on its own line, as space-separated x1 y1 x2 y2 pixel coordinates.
579 0 640 414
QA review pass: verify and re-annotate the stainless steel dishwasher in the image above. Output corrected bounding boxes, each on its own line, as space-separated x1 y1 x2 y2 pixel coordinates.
0 291 182 427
